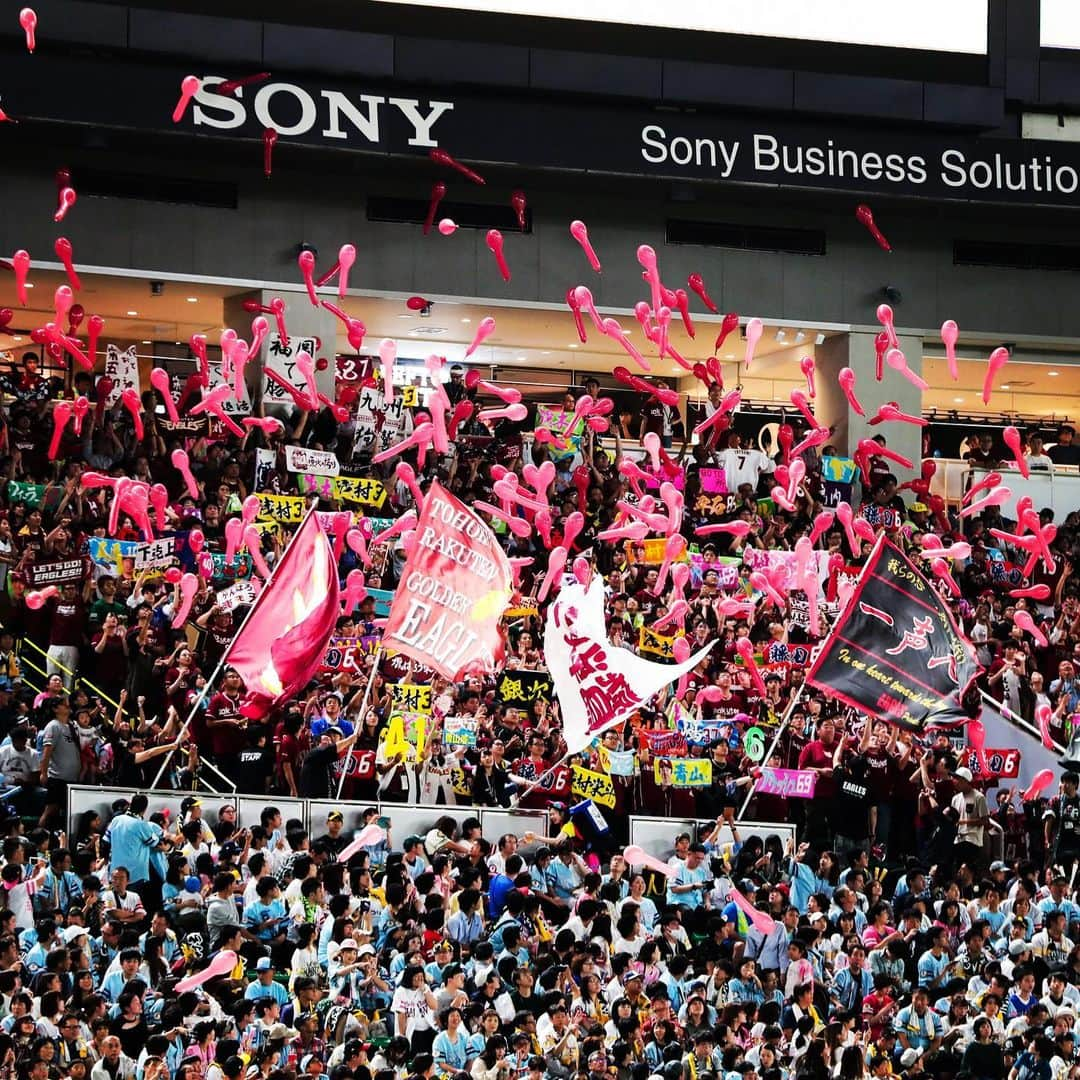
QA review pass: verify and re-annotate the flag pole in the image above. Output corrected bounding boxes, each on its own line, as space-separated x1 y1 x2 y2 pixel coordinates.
334 643 383 800
149 505 324 791
737 538 882 818
509 747 575 809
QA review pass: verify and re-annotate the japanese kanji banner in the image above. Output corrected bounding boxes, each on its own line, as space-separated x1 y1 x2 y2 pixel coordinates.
754 767 818 799
381 481 513 681
546 578 714 756
496 669 554 708
653 757 713 787
571 765 616 808
806 537 981 731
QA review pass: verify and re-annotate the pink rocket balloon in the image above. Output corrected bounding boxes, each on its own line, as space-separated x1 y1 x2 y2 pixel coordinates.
346 527 370 568
885 348 928 390
687 272 718 313
486 229 511 282
536 545 568 603
146 483 168 532
930 557 959 597
963 471 1002 505
653 533 686 596
174 951 238 994
70 395 90 436
335 826 386 865
1014 609 1048 647
569 220 601 272
695 520 751 539
771 486 797 513
437 218 458 236
573 286 603 331
372 421 435 465
642 432 662 473
171 449 199 499
1036 703 1058 751
876 304 898 350
601 317 651 372
54 187 76 223
714 312 740 353
52 236 81 292
268 298 288 345
743 318 763 371
429 147 485 185
120 388 144 440
149 368 181 422
835 502 860 554
298 249 319 306
341 569 368 615
572 556 591 588
378 338 397 404
423 181 446 236
171 573 200 628
623 845 676 879
1011 584 1051 601
26 586 59 610
835 366 866 417
941 320 959 381
9 249 30 308
855 204 891 252
869 401 927 427
736 637 769 696
561 511 585 552
674 289 695 338
172 75 200 122
47 401 72 460
789 389 820 431
510 189 527 231
242 526 272 580
337 244 356 299
653 600 690 631
478 402 527 425
566 288 588 344
809 510 836 546
966 717 990 777
262 127 277 177
465 316 496 358
799 356 816 397
982 346 1009 405
1022 769 1056 802
637 245 662 314
959 485 1011 518
395 462 424 507
186 529 205 557
749 571 787 611
1003 426 1029 478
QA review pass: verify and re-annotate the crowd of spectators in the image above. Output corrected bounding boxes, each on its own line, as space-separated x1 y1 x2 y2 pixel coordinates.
0 348 1078 1080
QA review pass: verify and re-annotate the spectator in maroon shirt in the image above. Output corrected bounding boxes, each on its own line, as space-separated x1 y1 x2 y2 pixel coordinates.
46 580 90 690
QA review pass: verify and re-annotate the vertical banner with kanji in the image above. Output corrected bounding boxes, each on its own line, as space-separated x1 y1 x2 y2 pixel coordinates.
545 578 713 756
263 332 317 406
806 537 982 731
101 344 139 406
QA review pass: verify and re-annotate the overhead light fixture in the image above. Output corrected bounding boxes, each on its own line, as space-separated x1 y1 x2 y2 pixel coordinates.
516 355 527 362
141 339 151 345
186 297 198 303
12 336 21 342
775 329 786 342
1049 370 1060 376
814 333 825 346
126 310 139 316
461 317 471 324
954 397 965 403
541 350 551 356
568 343 579 349
794 330 805 343
1001 384 1010 390
23 283 33 289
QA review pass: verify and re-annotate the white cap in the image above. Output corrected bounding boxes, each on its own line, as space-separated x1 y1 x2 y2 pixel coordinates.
955 767 974 783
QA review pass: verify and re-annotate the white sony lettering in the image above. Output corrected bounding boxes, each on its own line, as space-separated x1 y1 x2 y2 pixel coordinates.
321 91 385 142
191 77 245 130
717 140 740 178
253 83 318 136
641 124 667 164
388 98 454 148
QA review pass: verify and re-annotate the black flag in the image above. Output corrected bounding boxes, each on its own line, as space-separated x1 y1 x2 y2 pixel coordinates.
806 537 982 731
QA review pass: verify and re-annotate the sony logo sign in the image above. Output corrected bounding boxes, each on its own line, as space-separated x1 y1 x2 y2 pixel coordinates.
191 76 454 147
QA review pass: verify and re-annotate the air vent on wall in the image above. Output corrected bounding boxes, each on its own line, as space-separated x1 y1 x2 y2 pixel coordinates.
666 219 825 256
367 196 530 233
74 168 238 209
954 239 1080 272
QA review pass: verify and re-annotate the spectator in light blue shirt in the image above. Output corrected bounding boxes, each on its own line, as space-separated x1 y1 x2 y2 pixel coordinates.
244 957 289 1005
243 877 288 945
104 795 162 891
917 927 953 990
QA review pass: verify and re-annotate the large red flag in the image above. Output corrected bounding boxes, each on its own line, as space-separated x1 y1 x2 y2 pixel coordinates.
382 481 512 680
224 509 340 718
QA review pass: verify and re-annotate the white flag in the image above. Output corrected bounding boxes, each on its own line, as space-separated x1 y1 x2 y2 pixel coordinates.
545 578 713 756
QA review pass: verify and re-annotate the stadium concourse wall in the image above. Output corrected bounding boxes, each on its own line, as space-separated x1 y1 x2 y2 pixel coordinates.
67 785 795 862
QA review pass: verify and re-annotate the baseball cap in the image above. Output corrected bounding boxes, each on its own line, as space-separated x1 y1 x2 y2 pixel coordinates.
64 925 89 944
357 944 375 957
256 957 273 971
1009 940 1029 956
180 796 202 813
954 767 974 782
900 1050 921 1069
990 861 1009 872
267 1024 298 1041
327 810 344 822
